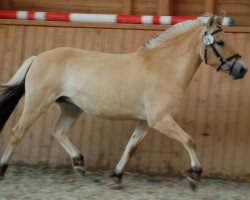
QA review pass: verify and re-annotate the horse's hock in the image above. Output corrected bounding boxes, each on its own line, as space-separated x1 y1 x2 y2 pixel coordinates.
0 15 250 181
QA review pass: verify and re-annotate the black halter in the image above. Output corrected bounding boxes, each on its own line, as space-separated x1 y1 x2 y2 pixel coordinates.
204 27 241 73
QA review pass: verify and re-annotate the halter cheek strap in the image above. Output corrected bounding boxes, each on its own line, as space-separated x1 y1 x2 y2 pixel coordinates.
204 28 241 72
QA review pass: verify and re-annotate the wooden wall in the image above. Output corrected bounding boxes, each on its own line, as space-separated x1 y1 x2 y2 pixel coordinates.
0 0 250 26
0 21 250 181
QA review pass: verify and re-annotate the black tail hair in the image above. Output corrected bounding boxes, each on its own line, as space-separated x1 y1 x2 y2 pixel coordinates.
0 79 25 132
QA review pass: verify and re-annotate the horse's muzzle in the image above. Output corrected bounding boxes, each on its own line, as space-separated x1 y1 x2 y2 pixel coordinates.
230 62 248 80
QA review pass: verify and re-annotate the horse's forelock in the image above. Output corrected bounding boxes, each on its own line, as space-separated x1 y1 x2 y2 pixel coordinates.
201 12 227 28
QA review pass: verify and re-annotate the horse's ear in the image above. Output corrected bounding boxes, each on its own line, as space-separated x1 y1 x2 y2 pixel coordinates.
216 10 227 27
206 15 215 28
215 16 223 27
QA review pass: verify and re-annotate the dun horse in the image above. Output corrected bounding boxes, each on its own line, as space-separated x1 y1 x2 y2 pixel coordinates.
0 15 247 189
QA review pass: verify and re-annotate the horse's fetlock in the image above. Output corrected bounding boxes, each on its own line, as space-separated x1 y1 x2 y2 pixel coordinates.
72 154 86 176
110 171 124 184
187 167 203 181
72 154 85 167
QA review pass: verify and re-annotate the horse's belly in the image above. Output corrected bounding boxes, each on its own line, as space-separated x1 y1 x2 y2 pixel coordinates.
70 94 146 120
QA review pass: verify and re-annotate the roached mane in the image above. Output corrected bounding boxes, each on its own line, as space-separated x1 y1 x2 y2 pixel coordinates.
140 12 227 49
141 20 202 49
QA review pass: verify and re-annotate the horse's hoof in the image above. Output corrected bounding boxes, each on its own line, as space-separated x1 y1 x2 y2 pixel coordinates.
111 182 124 190
0 164 8 178
110 171 123 184
73 166 86 177
187 176 198 191
185 167 202 191
0 176 4 181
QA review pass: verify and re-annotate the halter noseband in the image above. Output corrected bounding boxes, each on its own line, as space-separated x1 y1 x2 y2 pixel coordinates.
204 27 241 73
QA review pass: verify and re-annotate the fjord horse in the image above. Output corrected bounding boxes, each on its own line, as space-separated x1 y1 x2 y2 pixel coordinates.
0 15 247 189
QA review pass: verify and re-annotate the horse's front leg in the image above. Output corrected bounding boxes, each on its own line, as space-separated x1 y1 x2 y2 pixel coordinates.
111 121 149 187
148 114 202 190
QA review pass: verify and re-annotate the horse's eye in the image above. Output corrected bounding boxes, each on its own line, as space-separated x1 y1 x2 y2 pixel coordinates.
217 40 224 46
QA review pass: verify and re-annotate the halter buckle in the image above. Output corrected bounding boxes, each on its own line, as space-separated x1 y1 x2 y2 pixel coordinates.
203 28 241 73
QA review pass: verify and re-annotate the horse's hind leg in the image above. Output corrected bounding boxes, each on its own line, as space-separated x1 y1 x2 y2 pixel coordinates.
0 112 39 178
0 91 54 178
111 121 149 185
52 101 85 176
148 114 202 190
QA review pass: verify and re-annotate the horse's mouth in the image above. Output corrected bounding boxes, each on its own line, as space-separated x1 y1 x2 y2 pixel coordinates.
230 73 245 80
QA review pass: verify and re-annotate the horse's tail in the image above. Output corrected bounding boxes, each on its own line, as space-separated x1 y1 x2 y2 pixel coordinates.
0 56 36 132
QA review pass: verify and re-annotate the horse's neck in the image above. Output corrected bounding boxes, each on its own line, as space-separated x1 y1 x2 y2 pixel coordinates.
153 26 203 90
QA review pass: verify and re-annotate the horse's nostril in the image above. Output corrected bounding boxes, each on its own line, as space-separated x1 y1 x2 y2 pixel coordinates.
240 67 247 74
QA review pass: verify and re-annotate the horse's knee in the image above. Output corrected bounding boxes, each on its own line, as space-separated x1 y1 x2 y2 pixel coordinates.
51 130 66 142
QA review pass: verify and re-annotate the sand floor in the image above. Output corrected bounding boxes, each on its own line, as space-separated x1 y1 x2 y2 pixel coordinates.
0 166 249 200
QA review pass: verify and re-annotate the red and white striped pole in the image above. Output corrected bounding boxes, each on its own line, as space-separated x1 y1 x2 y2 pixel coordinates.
0 10 234 26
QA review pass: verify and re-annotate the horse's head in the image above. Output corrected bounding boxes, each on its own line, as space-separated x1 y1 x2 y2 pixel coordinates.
199 14 247 80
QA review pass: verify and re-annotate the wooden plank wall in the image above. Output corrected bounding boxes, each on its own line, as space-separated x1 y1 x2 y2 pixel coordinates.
0 22 250 180
0 0 250 26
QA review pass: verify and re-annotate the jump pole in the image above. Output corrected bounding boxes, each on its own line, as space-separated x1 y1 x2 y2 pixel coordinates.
0 10 234 26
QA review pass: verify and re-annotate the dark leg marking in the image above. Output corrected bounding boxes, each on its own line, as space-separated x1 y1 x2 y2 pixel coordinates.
110 171 124 183
186 167 203 191
72 154 85 176
0 164 8 179
128 144 140 158
187 167 202 180
110 171 124 189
